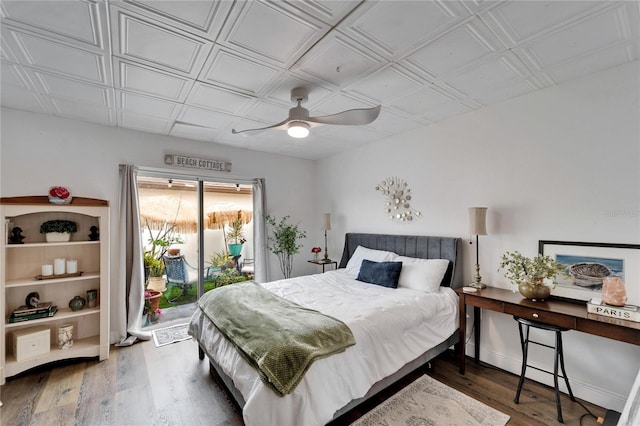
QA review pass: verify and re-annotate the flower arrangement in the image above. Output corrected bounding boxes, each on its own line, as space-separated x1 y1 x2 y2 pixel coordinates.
311 246 322 261
499 251 567 288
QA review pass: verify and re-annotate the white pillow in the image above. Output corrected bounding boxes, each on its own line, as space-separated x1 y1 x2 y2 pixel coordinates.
396 256 450 292
345 246 397 277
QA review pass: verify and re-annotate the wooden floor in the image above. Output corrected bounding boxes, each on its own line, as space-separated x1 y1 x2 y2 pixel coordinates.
1 337 607 426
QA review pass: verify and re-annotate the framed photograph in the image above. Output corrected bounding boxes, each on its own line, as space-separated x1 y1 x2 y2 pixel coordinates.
539 240 640 304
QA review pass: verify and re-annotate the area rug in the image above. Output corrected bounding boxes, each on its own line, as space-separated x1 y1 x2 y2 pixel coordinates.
351 375 510 426
152 323 191 347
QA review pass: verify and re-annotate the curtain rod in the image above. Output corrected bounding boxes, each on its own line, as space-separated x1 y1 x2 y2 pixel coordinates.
119 164 259 185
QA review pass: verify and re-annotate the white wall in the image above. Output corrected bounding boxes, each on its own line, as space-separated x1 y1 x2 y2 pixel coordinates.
316 61 640 411
0 108 318 282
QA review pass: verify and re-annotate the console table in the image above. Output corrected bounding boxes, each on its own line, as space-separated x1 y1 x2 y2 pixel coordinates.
456 287 640 374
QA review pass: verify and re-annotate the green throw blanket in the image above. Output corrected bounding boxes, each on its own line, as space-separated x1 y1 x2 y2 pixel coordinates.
198 281 356 396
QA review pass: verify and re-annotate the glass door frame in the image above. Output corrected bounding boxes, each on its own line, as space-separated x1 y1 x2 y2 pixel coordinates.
137 167 258 300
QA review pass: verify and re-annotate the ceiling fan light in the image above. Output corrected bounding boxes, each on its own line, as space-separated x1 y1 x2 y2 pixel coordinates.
287 121 309 138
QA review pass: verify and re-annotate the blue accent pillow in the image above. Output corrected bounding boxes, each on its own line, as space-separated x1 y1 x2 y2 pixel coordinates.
356 259 403 288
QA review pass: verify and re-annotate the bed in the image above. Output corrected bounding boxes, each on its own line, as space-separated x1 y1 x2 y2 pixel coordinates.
189 233 463 425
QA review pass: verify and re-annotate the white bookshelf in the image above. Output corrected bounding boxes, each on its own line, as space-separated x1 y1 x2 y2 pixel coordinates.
0 196 110 384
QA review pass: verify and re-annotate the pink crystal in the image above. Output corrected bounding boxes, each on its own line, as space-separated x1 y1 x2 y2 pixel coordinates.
602 276 627 307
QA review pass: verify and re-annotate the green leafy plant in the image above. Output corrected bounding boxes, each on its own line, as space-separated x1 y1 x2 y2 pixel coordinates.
144 253 165 277
209 251 234 270
265 214 306 279
143 219 184 278
226 219 246 245
499 251 567 288
214 269 251 287
40 220 77 234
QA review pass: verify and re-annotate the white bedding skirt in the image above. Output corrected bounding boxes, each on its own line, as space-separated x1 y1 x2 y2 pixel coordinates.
189 270 458 426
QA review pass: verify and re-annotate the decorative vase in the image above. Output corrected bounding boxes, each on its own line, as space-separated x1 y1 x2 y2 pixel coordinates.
314 252 319 261
69 295 86 311
86 289 98 308
518 277 551 301
57 324 74 349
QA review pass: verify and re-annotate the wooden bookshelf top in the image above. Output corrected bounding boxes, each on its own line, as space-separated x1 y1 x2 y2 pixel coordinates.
0 196 108 206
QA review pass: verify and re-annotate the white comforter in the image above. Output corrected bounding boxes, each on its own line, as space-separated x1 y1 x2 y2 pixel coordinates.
189 269 458 426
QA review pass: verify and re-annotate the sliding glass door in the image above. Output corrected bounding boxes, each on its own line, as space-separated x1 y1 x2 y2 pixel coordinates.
137 174 254 314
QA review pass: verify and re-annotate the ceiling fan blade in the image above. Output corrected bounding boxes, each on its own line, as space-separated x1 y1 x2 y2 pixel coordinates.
174 121 214 129
232 119 289 135
307 105 381 126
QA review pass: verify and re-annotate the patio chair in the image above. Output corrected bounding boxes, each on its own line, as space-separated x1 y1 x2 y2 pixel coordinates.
240 258 255 277
163 254 198 303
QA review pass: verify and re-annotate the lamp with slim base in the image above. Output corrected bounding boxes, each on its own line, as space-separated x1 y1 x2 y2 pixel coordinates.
469 207 488 289
322 213 331 262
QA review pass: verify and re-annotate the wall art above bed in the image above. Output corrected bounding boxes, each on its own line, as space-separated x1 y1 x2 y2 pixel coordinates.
375 177 421 222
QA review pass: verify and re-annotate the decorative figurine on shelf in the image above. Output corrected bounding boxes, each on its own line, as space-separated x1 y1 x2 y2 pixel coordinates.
9 227 25 244
88 226 99 241
26 291 40 308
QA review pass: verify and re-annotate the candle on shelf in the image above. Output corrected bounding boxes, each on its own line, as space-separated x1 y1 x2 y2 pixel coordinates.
66 259 78 274
41 264 53 276
53 258 66 275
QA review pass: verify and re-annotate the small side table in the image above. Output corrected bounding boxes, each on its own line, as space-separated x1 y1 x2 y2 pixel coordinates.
308 259 337 273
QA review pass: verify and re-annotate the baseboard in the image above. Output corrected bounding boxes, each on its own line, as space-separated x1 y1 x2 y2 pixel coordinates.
467 342 628 411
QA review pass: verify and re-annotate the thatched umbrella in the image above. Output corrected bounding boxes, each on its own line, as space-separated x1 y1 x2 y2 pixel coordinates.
206 209 253 230
139 195 199 233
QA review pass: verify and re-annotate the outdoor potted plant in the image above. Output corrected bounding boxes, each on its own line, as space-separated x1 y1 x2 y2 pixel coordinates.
499 251 567 301
226 219 246 257
265 214 306 279
40 219 78 242
143 289 162 324
142 220 183 291
209 251 234 272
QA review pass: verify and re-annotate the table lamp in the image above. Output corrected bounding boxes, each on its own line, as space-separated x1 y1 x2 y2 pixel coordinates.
322 213 331 262
469 207 488 288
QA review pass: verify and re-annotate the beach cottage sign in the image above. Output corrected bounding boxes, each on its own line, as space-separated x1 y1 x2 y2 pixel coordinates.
164 154 231 172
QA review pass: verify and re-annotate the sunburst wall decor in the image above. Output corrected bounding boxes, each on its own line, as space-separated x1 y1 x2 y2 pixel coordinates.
375 177 421 222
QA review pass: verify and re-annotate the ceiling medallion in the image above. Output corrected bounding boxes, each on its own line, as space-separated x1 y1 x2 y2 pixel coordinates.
375 177 421 222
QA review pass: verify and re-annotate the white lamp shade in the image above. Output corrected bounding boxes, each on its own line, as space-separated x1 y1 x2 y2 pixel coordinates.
322 213 332 231
287 121 309 138
468 207 488 235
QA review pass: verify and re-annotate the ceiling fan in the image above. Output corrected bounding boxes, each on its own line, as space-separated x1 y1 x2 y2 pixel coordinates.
232 87 381 138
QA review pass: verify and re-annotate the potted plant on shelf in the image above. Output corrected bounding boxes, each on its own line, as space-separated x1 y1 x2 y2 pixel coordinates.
499 251 568 301
40 220 78 242
226 219 246 257
265 215 306 279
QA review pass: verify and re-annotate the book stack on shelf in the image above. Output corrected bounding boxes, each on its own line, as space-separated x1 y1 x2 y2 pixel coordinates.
8 302 57 323
587 299 639 323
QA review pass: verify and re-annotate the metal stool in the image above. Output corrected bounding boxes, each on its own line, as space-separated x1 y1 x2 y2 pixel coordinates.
514 316 575 423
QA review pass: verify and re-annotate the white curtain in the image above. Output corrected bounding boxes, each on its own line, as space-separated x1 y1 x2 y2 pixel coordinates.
112 164 151 345
252 178 267 283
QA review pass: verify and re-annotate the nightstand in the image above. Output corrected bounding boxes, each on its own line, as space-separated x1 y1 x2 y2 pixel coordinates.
308 259 337 272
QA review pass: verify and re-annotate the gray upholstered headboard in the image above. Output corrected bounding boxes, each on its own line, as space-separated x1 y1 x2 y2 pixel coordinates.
338 233 463 289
